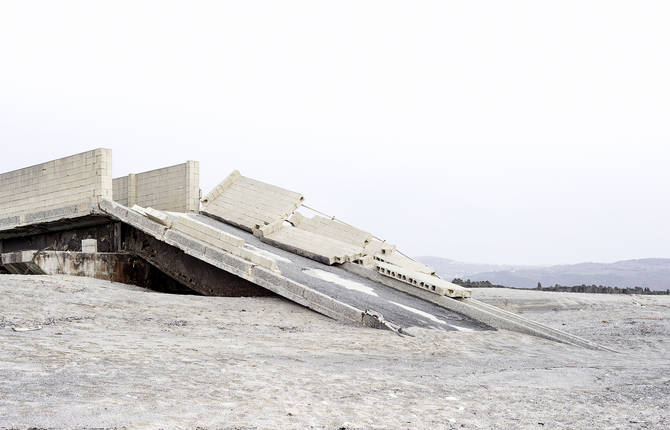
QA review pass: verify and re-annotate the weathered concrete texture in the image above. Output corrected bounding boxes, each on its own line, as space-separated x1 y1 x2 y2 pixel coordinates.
374 250 436 275
0 221 120 253
173 213 245 249
1 250 45 274
172 213 279 272
94 200 453 331
143 206 173 227
193 213 490 332
202 170 304 233
0 200 103 234
290 212 372 247
342 262 607 350
363 238 396 257
261 224 364 265
0 149 112 223
113 161 200 213
375 260 471 298
1 251 194 294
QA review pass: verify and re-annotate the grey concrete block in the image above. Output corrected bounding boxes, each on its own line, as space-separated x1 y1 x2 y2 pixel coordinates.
81 239 97 253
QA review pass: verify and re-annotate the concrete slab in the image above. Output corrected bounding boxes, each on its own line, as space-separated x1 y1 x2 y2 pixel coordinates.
289 212 372 247
261 224 364 265
190 213 490 332
201 170 304 233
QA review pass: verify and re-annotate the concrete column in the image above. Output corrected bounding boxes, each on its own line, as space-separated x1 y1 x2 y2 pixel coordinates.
127 174 137 207
185 161 200 212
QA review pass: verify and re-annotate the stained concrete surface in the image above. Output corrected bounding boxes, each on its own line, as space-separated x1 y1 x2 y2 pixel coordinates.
1 275 669 429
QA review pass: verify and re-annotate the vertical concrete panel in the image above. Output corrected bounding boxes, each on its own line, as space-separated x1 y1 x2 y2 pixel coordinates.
128 173 137 207
112 161 200 212
0 148 112 220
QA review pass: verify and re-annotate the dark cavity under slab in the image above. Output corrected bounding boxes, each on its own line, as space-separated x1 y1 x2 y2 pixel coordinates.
121 224 274 297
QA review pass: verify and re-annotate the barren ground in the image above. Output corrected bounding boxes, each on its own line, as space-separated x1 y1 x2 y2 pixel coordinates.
1 274 669 429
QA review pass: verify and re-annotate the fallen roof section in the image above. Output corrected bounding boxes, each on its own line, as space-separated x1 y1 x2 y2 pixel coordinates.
202 170 304 233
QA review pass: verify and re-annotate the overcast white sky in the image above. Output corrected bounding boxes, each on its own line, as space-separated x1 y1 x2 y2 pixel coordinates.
1 1 668 265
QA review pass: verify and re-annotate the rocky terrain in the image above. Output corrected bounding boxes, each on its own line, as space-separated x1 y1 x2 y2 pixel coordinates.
1 274 669 429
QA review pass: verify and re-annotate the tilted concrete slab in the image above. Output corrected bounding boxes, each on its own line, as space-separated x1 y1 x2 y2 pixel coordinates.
173 214 245 249
260 224 365 265
289 212 373 247
202 170 304 233
84 201 491 332
143 207 173 227
192 213 490 332
100 200 280 273
341 261 613 351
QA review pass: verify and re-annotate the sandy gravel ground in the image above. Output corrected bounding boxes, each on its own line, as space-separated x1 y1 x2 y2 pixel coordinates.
1 275 668 429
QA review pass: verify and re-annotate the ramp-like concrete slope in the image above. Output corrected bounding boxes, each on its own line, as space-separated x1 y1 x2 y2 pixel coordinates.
97 199 488 332
189 213 489 332
200 170 463 298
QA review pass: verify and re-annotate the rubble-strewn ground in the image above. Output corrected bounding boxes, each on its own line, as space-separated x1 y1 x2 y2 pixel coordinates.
1 275 668 429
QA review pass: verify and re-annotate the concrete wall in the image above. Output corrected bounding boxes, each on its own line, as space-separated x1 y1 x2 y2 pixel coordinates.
0 148 112 221
113 161 200 212
112 175 129 206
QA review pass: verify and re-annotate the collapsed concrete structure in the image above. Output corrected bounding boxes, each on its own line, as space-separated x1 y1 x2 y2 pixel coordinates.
0 149 609 349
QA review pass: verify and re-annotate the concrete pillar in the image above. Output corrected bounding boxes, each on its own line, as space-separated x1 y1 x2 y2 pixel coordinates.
127 173 137 207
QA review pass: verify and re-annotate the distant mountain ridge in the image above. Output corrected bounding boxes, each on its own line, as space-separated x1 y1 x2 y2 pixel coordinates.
416 257 670 291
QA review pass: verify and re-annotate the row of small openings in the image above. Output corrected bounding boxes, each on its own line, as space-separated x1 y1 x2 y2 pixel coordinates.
377 266 438 292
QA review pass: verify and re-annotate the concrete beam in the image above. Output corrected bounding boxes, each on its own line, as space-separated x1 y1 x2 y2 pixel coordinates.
374 261 471 298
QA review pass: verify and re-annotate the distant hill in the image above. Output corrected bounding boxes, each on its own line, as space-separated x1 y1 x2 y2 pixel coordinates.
416 257 670 291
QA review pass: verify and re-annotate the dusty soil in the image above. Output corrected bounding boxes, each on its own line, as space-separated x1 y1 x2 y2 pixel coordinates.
1 275 668 429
